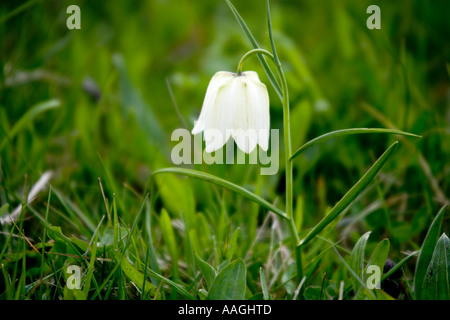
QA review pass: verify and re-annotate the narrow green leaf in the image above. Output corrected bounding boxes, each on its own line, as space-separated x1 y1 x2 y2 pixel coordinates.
0 99 60 151
0 203 9 216
145 199 161 286
382 251 419 281
15 242 27 300
358 238 390 299
370 240 390 268
195 254 216 290
81 217 103 299
160 209 178 268
52 187 96 235
46 226 86 263
142 264 196 300
349 231 371 293
225 0 282 100
299 141 399 247
291 128 420 161
153 168 287 220
225 227 240 262
414 205 447 299
120 257 160 299
294 195 304 232
326 239 376 300
1 264 12 299
208 259 246 300
266 0 279 65
113 195 119 252
260 267 270 300
421 233 450 300
0 0 40 24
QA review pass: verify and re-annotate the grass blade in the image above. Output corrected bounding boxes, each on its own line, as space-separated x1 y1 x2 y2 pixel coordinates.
260 267 270 300
145 199 161 286
142 264 196 300
266 0 279 65
152 167 287 220
382 251 419 281
421 233 450 300
0 99 60 152
80 216 104 299
120 257 160 299
349 231 371 293
0 0 39 24
299 141 399 247
224 227 240 262
195 254 216 290
290 128 420 161
52 187 96 235
160 208 179 282
326 239 376 300
414 205 447 299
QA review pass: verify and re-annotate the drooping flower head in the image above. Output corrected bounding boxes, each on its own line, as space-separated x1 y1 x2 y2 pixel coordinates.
192 71 270 154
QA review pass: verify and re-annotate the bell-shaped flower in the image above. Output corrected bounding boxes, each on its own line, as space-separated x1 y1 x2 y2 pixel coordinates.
192 71 270 154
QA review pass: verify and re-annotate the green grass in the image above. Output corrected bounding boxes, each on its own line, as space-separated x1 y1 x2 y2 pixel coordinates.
0 0 449 300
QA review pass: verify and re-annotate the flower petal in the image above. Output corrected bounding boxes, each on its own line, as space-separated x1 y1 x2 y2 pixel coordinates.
230 74 269 153
247 78 270 151
192 71 234 135
203 75 234 152
228 76 254 153
194 70 270 155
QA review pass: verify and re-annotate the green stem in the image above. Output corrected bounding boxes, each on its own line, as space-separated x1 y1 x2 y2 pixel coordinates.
237 49 274 75
277 65 303 283
263 0 301 280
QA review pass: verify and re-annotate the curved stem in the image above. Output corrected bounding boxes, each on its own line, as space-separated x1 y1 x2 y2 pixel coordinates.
237 49 274 75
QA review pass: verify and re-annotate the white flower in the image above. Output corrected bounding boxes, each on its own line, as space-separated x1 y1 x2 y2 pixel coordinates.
192 71 270 154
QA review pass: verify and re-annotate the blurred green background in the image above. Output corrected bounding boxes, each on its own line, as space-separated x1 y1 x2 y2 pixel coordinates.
0 0 449 299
